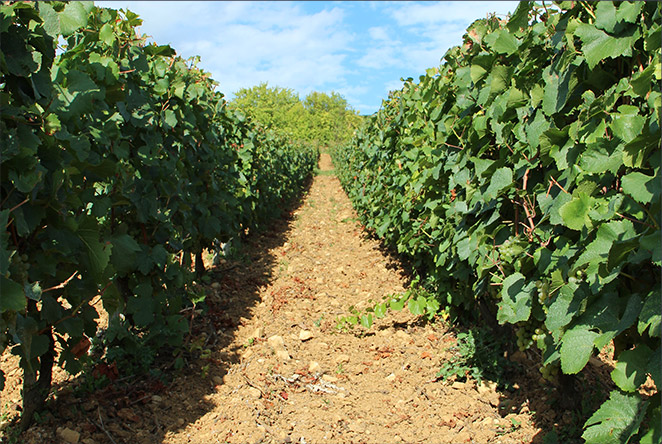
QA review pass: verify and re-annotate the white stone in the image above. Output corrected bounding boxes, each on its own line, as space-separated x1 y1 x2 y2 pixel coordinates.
253 327 264 339
268 335 285 350
57 427 80 444
335 354 350 363
276 349 291 361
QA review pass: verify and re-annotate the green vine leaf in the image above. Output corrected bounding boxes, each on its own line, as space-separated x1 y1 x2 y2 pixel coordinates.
23 282 42 302
611 345 653 392
637 290 661 337
58 1 94 36
560 326 598 374
506 1 532 32
611 105 646 143
484 167 512 200
639 401 661 444
37 3 61 38
648 347 661 391
110 234 141 275
621 171 660 204
559 192 593 231
0 210 10 274
575 23 638 69
77 220 112 280
332 1 660 440
497 273 532 324
0 276 26 312
2 2 318 429
408 295 427 316
545 283 581 334
583 391 647 444
484 29 520 55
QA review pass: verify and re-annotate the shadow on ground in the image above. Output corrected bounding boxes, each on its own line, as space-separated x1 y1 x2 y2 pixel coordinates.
6 168 621 444
343 223 618 444
8 179 314 444
497 351 617 444
430 323 618 444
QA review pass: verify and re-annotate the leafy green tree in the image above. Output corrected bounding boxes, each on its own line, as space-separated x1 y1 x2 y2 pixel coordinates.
230 83 362 148
231 82 306 137
303 91 363 148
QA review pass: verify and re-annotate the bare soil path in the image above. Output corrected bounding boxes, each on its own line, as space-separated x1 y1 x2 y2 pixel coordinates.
157 153 541 444
4 153 567 444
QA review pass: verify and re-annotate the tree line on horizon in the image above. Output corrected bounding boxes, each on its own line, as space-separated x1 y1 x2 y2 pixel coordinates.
229 82 364 149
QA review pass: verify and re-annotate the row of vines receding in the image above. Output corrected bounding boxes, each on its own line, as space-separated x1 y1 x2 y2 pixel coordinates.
332 1 660 443
1 1 317 429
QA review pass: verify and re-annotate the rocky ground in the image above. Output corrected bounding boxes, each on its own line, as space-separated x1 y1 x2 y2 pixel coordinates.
1 153 620 444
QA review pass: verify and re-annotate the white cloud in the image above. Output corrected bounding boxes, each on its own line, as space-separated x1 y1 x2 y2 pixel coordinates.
330 83 371 113
368 26 390 41
384 79 405 94
95 1 522 114
98 1 353 97
198 8 351 95
99 1 220 39
389 1 517 27
357 46 398 69
377 1 518 76
357 25 402 70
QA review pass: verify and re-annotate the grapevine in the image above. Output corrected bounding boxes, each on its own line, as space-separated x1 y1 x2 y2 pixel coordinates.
0 1 317 429
333 2 661 442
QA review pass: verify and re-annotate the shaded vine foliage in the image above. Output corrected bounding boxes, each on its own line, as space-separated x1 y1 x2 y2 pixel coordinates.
1 1 316 427
333 2 660 443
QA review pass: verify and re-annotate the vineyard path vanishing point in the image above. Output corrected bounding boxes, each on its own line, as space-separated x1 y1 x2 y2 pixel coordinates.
3 153 553 443
155 152 542 444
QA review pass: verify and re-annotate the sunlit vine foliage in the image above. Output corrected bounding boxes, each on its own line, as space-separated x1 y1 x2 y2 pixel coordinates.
333 2 660 442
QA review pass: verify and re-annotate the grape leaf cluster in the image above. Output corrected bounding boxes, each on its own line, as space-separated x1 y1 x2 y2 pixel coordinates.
1 1 317 427
333 2 660 442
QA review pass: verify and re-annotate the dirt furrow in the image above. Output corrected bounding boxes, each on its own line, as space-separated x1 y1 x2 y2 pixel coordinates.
159 154 541 444
4 153 547 444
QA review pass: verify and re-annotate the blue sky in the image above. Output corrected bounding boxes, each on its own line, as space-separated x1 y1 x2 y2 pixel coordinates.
96 1 519 115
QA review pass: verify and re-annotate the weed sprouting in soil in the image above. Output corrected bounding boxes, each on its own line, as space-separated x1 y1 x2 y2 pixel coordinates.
435 327 514 388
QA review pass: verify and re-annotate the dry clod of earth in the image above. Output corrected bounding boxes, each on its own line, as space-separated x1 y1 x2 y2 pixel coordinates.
56 427 81 444
3 153 595 444
299 330 314 341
